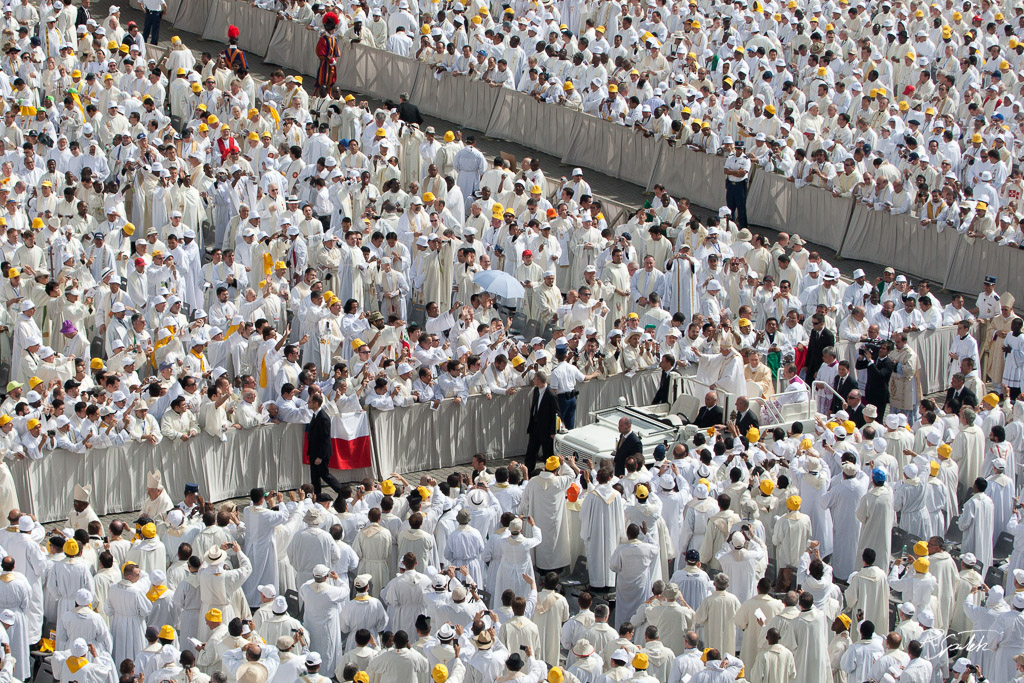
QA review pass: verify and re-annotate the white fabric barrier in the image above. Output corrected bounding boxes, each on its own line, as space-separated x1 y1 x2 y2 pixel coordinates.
336 42 421 104
840 205 959 285
164 0 184 25
649 144 728 209
368 370 661 475
263 20 320 75
562 115 623 181
484 90 576 160
10 424 378 524
172 0 208 36
407 68 460 119
944 237 1024 298
611 125 664 189
202 0 279 58
746 172 854 251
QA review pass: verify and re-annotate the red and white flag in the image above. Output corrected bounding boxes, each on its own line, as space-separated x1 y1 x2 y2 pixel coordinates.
302 411 372 470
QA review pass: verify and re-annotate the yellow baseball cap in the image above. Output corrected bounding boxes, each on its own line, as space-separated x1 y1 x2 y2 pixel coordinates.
786 495 801 511
205 608 223 622
545 456 560 471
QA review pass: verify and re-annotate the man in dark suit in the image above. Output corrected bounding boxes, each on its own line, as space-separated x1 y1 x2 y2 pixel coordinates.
829 360 859 414
732 396 759 434
944 374 978 412
611 417 643 477
804 313 836 382
652 355 677 405
525 371 560 473
306 393 344 496
855 340 896 415
396 92 424 125
694 391 725 429
847 390 867 427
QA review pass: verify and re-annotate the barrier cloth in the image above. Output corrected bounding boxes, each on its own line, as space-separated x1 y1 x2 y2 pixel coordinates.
202 0 279 58
650 144 728 209
746 173 855 251
164 0 183 25
484 90 576 160
264 20 320 76
336 41 420 104
944 236 1024 299
840 205 960 285
562 115 625 182
10 424 379 523
368 370 661 475
171 0 209 35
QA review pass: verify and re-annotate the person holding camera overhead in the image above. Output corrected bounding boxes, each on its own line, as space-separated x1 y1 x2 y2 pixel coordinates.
856 339 896 417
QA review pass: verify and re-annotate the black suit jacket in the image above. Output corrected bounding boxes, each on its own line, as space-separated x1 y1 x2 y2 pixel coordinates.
856 356 896 406
527 386 560 437
396 101 424 125
735 408 759 434
829 374 859 414
805 327 836 381
694 405 724 429
612 431 643 476
944 386 978 410
653 370 673 404
848 403 866 428
306 409 332 463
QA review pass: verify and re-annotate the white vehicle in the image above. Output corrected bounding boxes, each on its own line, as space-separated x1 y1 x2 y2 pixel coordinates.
554 373 823 466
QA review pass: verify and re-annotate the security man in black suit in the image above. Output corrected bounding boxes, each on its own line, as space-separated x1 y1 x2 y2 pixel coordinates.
653 354 677 404
525 370 560 474
611 416 643 477
306 393 345 496
829 360 859 414
732 396 760 434
944 373 978 412
694 391 725 429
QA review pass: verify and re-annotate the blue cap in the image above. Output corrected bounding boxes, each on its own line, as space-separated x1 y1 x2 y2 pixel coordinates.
872 467 886 484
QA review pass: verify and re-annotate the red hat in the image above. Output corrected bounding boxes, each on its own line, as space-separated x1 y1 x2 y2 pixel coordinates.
324 11 339 27
522 250 533 257
545 208 557 218
903 85 915 95
227 25 240 40
134 257 145 267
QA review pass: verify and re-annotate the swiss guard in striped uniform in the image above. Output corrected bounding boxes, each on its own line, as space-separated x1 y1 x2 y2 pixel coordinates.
224 24 247 70
314 12 340 96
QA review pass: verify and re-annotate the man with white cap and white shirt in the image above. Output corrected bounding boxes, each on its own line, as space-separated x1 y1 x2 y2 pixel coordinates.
298 564 348 676
51 637 116 683
57 588 112 655
257 595 303 649
143 471 174 521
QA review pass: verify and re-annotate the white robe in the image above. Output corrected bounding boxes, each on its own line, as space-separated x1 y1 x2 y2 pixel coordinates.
609 539 659 629
518 467 574 570
781 607 831 682
959 491 995 572
579 485 626 588
240 503 295 604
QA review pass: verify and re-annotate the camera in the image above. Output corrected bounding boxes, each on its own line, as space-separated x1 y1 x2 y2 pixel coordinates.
858 341 880 359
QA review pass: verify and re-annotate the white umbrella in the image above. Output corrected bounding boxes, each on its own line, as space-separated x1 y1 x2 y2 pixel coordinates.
473 269 525 299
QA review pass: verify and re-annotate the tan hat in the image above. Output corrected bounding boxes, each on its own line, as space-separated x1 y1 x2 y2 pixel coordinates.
146 470 162 489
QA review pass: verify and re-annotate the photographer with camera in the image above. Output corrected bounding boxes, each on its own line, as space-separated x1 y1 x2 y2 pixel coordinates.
855 339 896 417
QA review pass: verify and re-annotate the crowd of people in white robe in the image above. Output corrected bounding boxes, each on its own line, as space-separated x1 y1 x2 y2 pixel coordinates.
263 0 1024 244
0 0 1024 681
